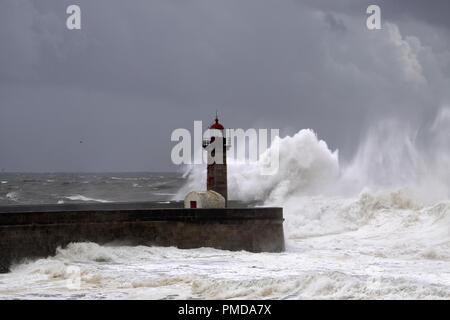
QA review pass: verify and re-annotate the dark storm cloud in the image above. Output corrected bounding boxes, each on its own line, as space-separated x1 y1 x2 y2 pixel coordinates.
1 0 449 171
323 13 347 33
304 0 450 30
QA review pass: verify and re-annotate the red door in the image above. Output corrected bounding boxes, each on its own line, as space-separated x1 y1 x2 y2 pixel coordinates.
190 201 197 208
208 176 214 187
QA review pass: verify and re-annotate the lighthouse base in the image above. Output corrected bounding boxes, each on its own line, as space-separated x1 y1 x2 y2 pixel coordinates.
0 202 284 273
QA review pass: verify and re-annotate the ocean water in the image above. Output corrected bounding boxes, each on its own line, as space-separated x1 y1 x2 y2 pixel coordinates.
0 172 183 205
1 115 450 299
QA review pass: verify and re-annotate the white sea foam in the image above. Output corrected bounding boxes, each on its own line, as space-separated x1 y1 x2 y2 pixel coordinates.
154 192 176 196
1 236 448 299
5 191 19 201
111 177 145 181
65 195 111 203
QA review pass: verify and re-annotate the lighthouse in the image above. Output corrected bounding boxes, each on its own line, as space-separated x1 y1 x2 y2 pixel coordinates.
184 115 230 209
202 115 229 204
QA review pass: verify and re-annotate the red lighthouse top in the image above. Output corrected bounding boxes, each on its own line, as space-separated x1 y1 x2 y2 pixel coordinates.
209 116 224 130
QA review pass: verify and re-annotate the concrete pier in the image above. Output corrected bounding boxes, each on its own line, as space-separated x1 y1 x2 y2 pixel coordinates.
0 202 284 273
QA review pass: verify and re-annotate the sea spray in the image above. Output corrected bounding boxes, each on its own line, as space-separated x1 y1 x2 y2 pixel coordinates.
174 129 340 202
175 111 450 249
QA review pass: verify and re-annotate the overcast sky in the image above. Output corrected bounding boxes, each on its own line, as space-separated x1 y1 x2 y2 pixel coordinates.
1 0 450 172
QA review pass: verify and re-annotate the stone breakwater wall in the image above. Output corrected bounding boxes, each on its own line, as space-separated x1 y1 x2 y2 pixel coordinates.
0 202 284 272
